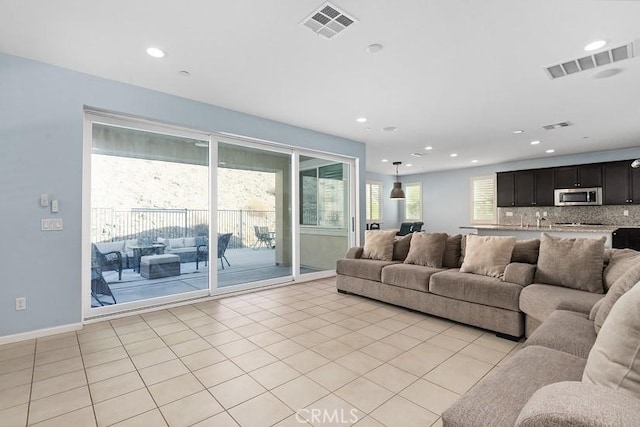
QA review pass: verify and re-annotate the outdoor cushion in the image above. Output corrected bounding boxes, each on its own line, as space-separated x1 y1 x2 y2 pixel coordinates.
442 234 462 268
442 346 587 427
95 240 125 253
534 233 605 293
603 248 640 292
520 284 602 323
524 310 597 359
381 264 446 292
184 237 196 247
460 235 516 278
595 262 640 333
140 254 180 265
583 282 640 399
429 269 522 311
336 258 399 282
361 230 396 261
404 232 448 268
510 239 540 264
168 238 185 249
392 233 412 261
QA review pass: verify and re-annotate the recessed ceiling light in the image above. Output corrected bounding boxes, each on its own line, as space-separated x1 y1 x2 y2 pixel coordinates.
590 68 622 79
546 149 555 154
356 117 367 123
146 47 166 58
381 159 389 163
513 130 524 134
424 146 433 150
179 70 190 77
410 152 422 157
530 140 541 145
382 126 397 132
366 43 384 54
364 127 371 131
471 160 478 163
584 40 606 52
450 153 458 157
406 163 412 167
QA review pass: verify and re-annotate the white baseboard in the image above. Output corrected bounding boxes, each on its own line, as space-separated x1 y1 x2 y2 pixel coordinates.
0 323 83 346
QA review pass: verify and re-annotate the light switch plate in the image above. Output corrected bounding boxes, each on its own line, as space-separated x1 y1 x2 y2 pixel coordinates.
51 200 59 213
40 194 49 207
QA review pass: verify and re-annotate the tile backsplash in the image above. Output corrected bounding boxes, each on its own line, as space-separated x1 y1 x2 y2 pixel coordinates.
498 205 640 227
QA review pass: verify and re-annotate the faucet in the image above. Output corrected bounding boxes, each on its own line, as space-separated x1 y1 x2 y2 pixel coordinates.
537 217 546 228
520 213 526 228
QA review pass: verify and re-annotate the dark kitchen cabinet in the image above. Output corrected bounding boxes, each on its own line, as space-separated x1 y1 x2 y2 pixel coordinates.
497 172 515 207
613 228 640 250
603 161 640 204
513 169 554 207
554 164 602 188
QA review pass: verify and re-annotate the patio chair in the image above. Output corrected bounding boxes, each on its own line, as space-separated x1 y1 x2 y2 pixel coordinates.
396 222 413 236
253 225 275 249
91 243 123 281
196 233 232 270
91 267 116 306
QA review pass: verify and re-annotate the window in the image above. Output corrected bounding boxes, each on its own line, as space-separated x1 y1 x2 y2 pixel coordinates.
300 163 345 227
365 181 383 222
404 182 422 221
471 175 496 224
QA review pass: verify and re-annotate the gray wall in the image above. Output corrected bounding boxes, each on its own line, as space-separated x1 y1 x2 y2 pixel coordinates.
0 53 366 338
403 147 640 235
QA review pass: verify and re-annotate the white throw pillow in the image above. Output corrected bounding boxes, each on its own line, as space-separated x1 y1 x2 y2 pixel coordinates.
361 230 396 261
459 235 516 278
583 281 640 399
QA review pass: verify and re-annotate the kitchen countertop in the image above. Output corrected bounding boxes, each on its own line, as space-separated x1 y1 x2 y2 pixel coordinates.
460 224 621 233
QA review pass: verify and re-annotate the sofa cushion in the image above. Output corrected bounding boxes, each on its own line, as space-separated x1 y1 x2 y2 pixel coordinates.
589 298 603 321
534 233 605 293
524 310 597 359
442 346 587 427
603 248 640 292
460 235 516 278
583 282 640 399
184 237 196 247
95 241 125 253
511 239 540 264
442 234 462 268
429 269 522 311
392 233 412 261
361 230 396 261
595 262 640 333
381 263 446 292
520 284 603 323
336 258 399 282
403 232 448 268
168 238 185 249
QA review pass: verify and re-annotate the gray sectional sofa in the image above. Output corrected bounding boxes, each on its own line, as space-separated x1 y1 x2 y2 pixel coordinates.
336 230 640 426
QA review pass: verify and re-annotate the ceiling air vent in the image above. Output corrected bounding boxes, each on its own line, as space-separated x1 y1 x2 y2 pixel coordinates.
543 39 639 79
542 121 573 130
301 2 358 39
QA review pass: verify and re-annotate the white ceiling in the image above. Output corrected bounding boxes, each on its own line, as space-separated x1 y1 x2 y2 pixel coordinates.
1 0 639 175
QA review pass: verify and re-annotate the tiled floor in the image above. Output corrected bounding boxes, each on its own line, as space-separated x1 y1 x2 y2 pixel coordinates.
0 278 523 427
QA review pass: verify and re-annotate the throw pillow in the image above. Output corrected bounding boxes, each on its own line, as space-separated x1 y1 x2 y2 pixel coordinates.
393 233 413 261
459 235 517 278
583 281 640 399
361 230 396 261
534 233 605 294
442 234 462 268
458 235 467 267
511 239 540 264
594 262 640 333
603 249 640 292
404 232 448 268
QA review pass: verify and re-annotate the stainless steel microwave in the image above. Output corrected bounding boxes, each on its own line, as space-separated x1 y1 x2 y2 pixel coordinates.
554 187 602 206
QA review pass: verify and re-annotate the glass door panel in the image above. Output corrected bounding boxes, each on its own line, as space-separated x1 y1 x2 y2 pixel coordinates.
299 156 352 274
216 141 292 288
89 122 209 311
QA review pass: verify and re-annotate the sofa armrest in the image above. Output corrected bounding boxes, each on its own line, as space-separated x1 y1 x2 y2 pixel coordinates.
516 381 640 427
503 262 536 286
345 247 364 259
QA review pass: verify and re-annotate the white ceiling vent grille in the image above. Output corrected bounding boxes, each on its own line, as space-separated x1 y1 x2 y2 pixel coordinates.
542 121 573 130
544 39 639 79
301 2 358 39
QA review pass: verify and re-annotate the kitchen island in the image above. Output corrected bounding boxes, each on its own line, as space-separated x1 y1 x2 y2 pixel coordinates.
460 224 619 248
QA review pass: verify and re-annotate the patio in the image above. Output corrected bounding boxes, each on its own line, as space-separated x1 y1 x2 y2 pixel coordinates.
94 247 318 307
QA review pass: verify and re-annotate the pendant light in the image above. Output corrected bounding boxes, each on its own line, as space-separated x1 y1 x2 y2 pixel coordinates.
632 159 640 168
390 161 406 199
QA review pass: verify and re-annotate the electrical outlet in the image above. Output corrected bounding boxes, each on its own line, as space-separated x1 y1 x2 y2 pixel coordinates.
535 211 540 217
543 212 548 217
15 297 26 311
506 211 513 217
624 210 629 216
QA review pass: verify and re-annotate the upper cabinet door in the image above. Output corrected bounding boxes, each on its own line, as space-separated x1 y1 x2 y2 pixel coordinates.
497 172 515 207
534 168 555 206
603 161 630 205
554 166 578 188
514 170 535 206
578 164 602 187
